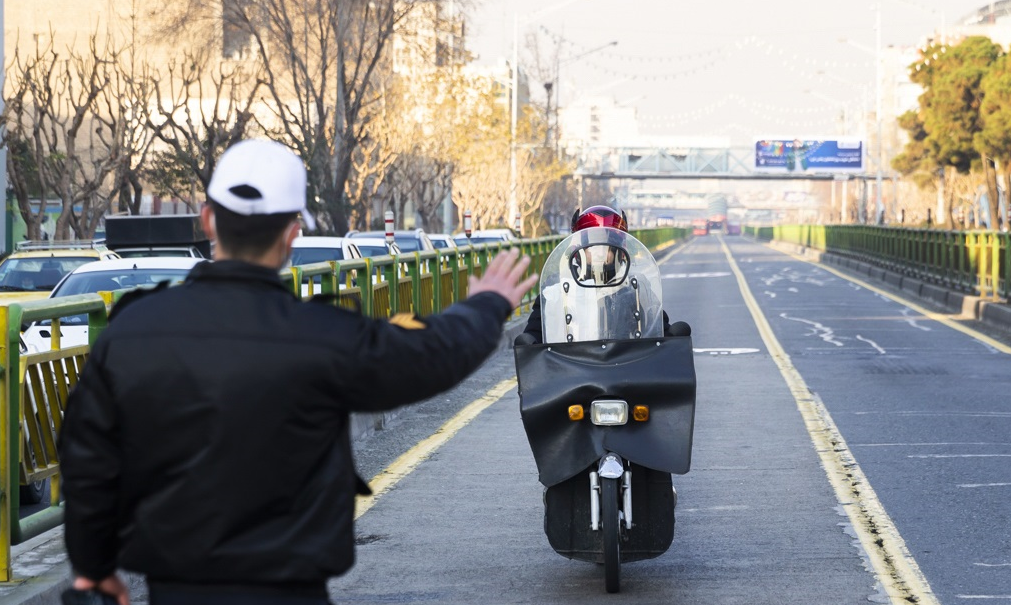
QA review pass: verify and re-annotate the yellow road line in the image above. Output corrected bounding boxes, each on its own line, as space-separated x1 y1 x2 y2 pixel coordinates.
774 244 1011 355
355 378 517 520
720 237 939 605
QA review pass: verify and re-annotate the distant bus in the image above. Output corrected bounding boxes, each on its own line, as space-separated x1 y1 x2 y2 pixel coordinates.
691 218 709 236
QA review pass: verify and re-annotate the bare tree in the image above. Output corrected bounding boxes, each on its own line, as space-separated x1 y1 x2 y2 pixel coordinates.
209 0 414 234
143 48 262 211
4 34 126 239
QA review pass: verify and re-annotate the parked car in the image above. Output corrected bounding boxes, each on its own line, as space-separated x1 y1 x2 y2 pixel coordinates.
350 236 403 258
290 236 363 296
453 229 518 247
0 240 121 306
349 229 434 253
20 257 201 353
428 233 458 250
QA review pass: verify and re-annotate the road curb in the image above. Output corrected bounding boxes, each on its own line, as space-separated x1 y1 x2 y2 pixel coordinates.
765 240 1011 334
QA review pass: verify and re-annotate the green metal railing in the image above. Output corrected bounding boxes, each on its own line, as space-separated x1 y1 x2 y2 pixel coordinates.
0 228 687 581
744 224 1011 300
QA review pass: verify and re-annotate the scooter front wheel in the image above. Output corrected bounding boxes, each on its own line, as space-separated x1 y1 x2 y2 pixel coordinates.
601 476 621 593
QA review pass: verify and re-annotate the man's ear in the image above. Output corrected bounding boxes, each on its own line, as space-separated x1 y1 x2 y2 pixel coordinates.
200 204 217 242
283 219 300 251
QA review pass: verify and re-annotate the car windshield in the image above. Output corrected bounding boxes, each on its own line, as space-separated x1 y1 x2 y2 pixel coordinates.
0 257 97 292
457 236 508 245
394 238 421 252
292 248 348 285
431 239 453 249
40 268 191 326
291 248 345 265
357 245 392 258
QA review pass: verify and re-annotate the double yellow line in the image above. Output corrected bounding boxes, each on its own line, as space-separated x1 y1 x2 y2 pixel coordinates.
720 237 939 605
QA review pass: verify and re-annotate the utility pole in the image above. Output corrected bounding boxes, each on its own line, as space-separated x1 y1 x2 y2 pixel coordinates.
874 2 884 224
1 0 8 253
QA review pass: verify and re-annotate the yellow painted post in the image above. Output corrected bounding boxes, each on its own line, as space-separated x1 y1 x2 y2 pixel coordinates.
978 233 990 298
991 233 1001 301
0 306 10 581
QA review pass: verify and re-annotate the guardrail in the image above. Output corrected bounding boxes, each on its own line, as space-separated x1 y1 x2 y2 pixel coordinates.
742 224 1011 301
0 227 686 581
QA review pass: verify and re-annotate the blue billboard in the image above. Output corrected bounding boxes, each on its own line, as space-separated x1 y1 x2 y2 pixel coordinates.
754 138 863 173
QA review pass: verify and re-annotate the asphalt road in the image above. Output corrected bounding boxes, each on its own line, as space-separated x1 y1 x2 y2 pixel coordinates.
67 234 1009 605
319 234 1011 604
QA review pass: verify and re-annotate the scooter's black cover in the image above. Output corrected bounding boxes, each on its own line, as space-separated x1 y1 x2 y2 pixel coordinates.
514 337 696 487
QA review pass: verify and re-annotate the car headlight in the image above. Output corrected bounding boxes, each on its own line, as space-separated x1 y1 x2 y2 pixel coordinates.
590 400 628 426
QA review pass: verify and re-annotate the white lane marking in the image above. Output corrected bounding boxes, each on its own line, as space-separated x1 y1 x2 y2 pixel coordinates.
975 563 1011 567
956 596 1011 599
781 313 844 347
694 347 761 355
856 335 887 354
777 251 1011 355
908 454 1011 459
900 308 932 331
764 290 777 298
788 287 798 292
661 271 731 279
958 483 1011 488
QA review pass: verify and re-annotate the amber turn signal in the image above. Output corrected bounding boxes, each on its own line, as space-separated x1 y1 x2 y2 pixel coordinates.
568 405 584 421
632 405 649 421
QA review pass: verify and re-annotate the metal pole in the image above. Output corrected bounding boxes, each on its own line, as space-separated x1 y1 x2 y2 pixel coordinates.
1 0 7 255
508 12 518 229
875 2 884 224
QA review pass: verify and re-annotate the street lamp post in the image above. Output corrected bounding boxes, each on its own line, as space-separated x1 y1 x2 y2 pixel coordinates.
509 0 582 234
839 4 884 224
874 1 884 224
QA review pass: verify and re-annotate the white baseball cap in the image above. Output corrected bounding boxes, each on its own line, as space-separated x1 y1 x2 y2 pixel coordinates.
207 139 316 231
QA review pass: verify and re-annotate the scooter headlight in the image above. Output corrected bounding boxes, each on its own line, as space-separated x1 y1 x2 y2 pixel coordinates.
590 400 628 426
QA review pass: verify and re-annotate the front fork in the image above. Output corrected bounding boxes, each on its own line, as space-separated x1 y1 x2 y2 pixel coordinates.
589 453 633 531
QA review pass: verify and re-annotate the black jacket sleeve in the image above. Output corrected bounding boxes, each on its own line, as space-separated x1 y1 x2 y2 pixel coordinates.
341 292 513 411
58 339 122 582
521 296 543 343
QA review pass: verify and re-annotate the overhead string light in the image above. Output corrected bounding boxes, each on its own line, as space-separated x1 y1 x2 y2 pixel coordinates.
539 26 729 63
538 29 871 82
639 94 840 129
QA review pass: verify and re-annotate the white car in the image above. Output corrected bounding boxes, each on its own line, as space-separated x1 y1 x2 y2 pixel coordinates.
349 236 402 259
453 229 518 247
348 229 434 253
21 257 202 352
290 236 363 297
428 233 458 250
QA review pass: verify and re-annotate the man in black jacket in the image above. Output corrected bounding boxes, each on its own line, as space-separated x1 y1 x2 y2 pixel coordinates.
59 139 537 605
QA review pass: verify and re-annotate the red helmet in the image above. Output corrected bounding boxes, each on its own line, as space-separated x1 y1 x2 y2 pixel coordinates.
571 205 628 233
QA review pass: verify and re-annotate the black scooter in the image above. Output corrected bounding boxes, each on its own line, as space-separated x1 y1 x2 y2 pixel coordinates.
514 227 697 593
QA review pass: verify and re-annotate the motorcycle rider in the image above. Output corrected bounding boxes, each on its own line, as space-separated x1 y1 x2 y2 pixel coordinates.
517 205 690 344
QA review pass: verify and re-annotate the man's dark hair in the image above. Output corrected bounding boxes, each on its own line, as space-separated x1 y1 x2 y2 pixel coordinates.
208 200 298 258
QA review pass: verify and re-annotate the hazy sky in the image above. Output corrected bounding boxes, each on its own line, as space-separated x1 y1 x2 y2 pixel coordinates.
464 0 981 145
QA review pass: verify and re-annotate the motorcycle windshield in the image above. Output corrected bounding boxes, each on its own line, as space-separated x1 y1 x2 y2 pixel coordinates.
539 227 663 343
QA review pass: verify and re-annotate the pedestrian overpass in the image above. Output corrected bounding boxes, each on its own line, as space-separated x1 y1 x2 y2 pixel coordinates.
572 145 874 182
